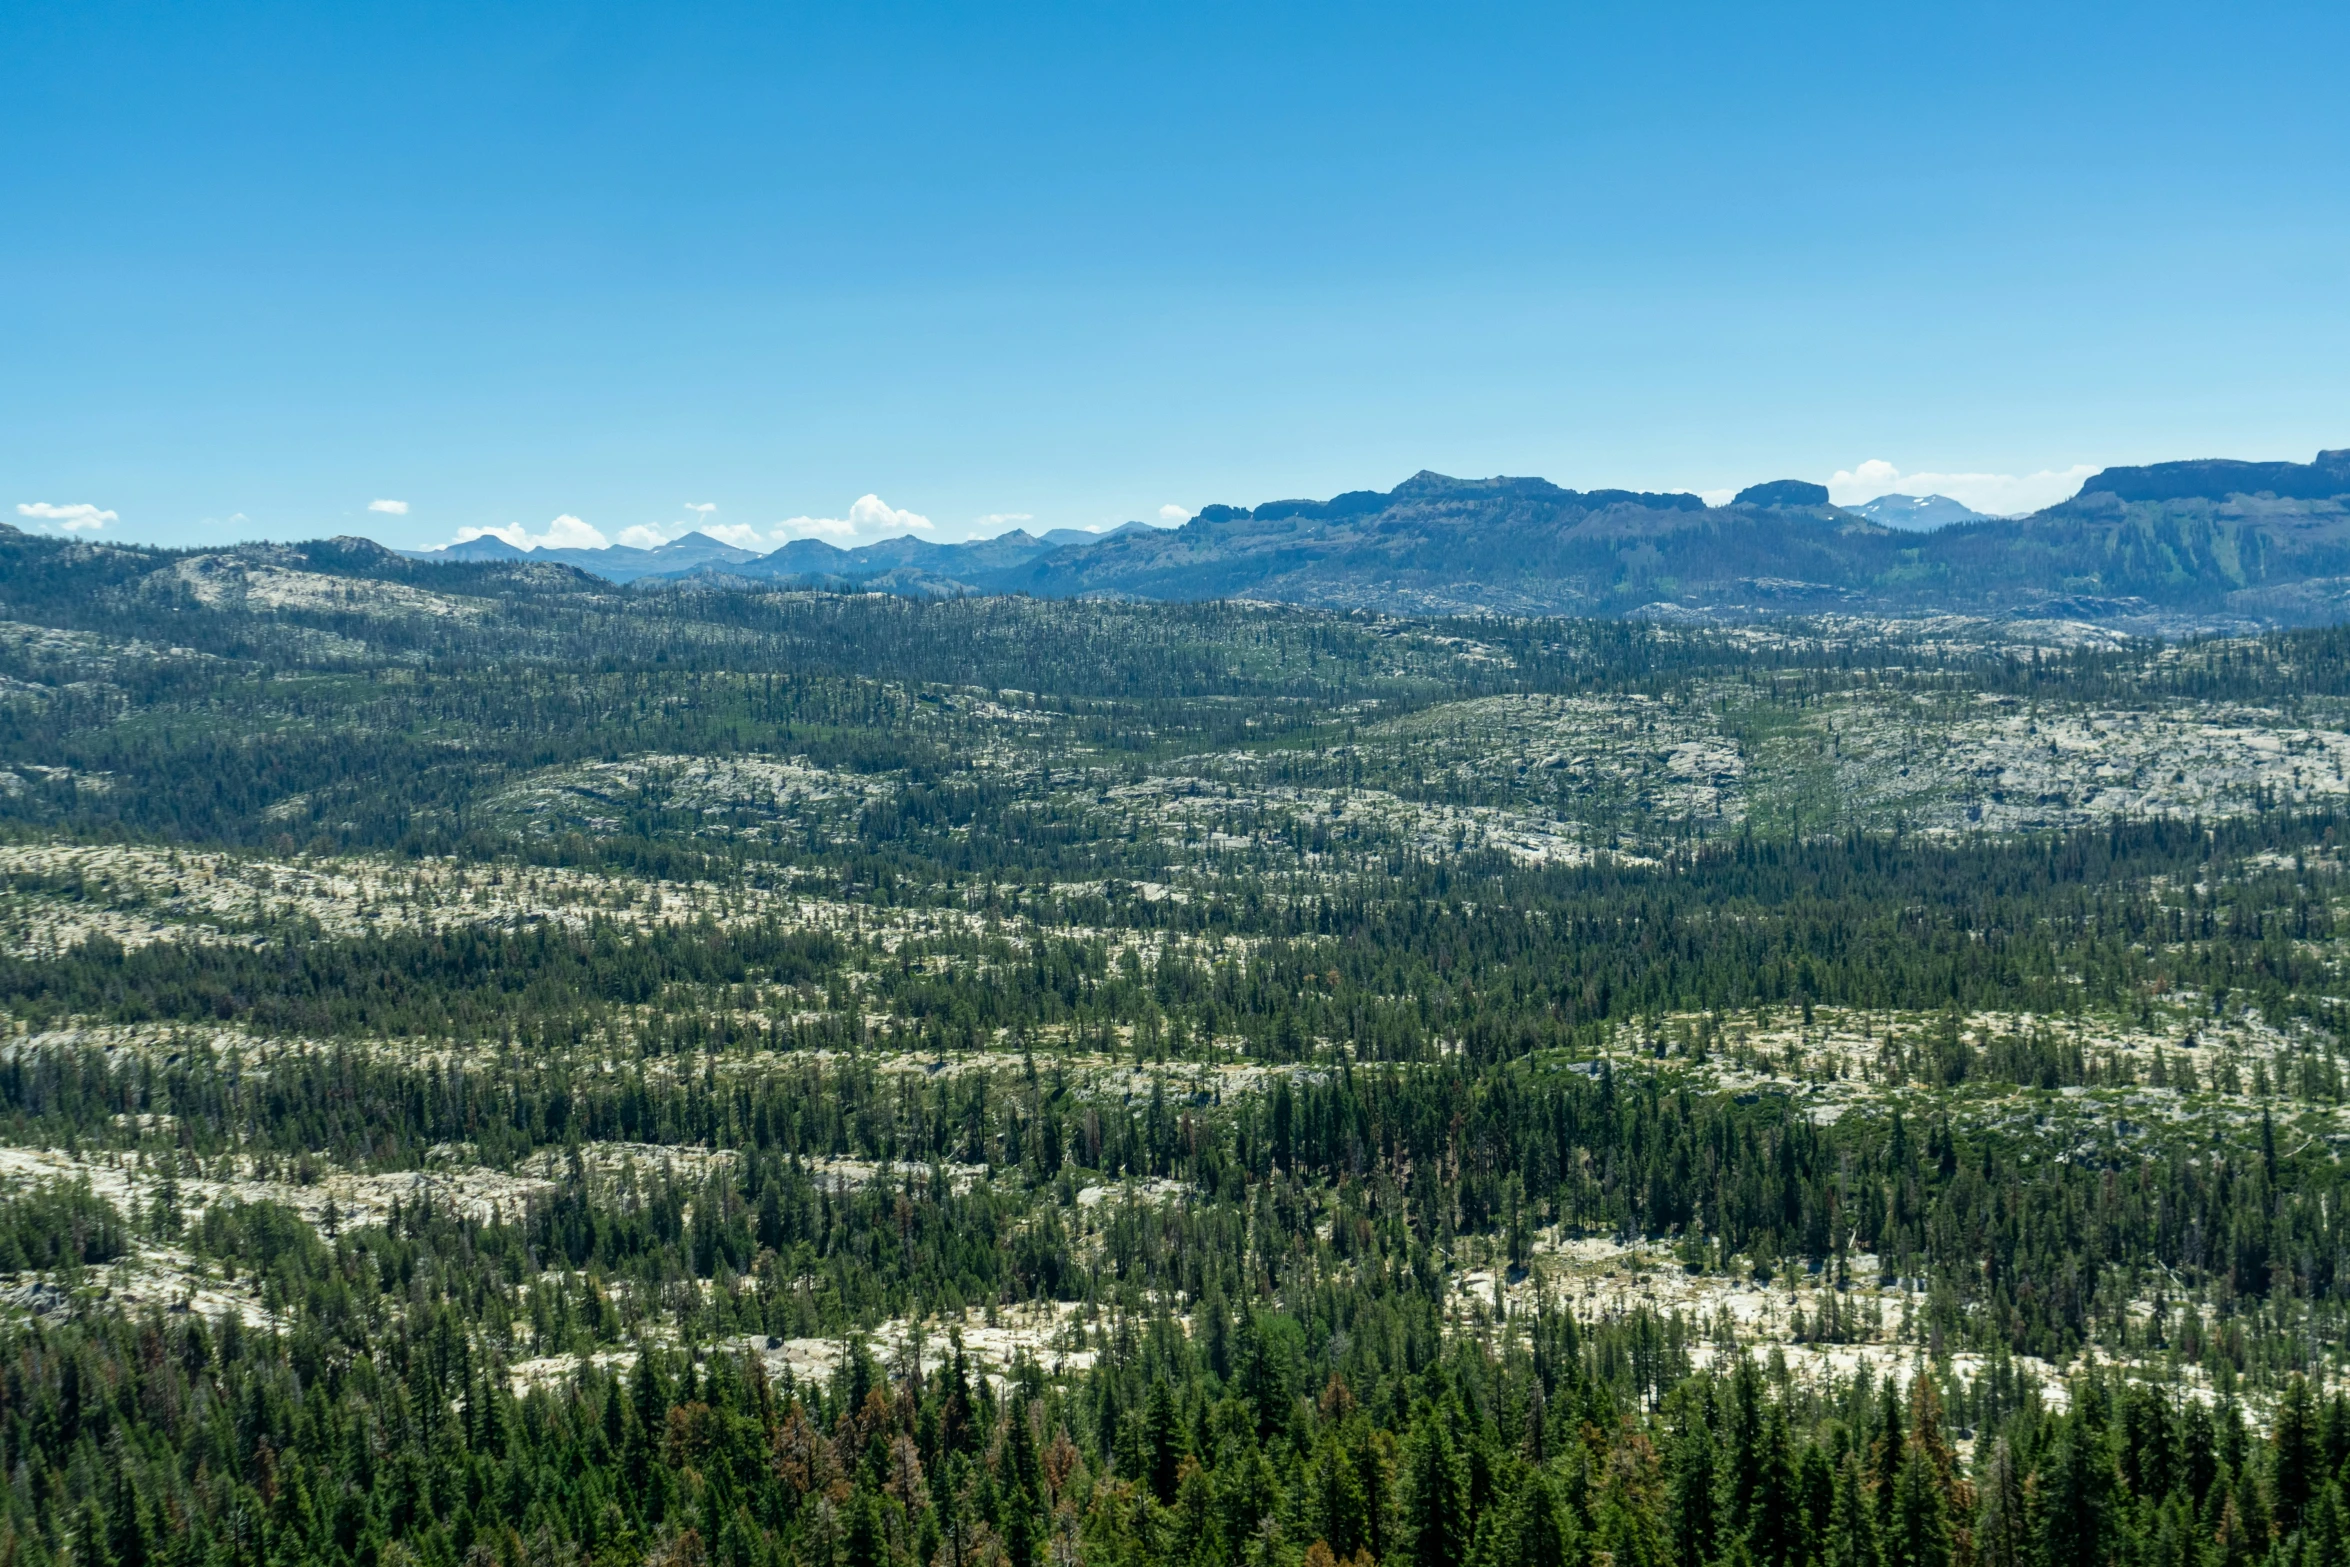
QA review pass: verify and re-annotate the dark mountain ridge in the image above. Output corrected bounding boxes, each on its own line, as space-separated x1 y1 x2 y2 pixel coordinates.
12 447 2350 630
409 449 2350 626
969 452 2350 625
2081 448 2350 503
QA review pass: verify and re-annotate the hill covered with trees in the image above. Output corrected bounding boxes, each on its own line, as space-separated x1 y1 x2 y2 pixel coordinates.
0 534 2346 1563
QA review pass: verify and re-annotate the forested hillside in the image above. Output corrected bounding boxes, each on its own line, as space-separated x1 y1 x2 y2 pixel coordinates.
0 529 2347 1565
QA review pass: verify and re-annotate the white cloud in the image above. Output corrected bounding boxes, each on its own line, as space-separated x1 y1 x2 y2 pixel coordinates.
775 514 858 541
16 501 117 533
367 498 409 515
774 494 933 544
450 513 610 551
1829 460 1904 500
611 503 730 551
977 512 1034 531
852 494 932 532
601 495 942 552
1698 489 1736 508
535 514 607 549
1826 459 2097 517
1158 504 1192 523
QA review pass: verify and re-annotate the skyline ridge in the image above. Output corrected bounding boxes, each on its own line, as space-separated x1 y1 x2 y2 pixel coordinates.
30 442 2328 558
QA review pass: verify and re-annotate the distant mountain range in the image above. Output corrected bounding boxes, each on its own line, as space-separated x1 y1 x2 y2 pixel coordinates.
388 449 2350 628
406 521 1162 587
1848 493 1994 531
968 453 2350 624
17 447 2348 631
413 530 765 578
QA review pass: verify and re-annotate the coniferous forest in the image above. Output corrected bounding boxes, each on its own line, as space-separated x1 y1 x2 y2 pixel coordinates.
1 529 2350 1565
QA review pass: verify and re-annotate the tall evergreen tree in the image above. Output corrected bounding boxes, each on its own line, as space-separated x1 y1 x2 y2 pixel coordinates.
1827 1454 1882 1567
1971 1437 2026 1567
1405 1409 1469 1567
1722 1358 1767 1542
2039 1407 2115 1567
2273 1375 2320 1538
1868 1379 1906 1534
1668 1385 1719 1567
1888 1448 1952 1567
1146 1375 1186 1506
846 1490 888 1567
1746 1405 1803 1567
1506 1467 1571 1567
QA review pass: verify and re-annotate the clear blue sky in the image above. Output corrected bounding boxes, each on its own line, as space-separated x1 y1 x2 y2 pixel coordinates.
6 2 2348 550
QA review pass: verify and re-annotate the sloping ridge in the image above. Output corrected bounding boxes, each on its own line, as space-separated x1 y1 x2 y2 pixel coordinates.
984 471 1869 615
984 452 2350 622
352 445 2350 625
2080 449 2350 503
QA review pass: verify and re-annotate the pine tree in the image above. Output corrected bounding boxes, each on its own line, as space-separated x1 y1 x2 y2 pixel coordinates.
1405 1410 1469 1567
2323 1394 2350 1481
1869 1378 1906 1534
2213 1492 2254 1567
1005 1397 1044 1567
1506 1467 1570 1567
2150 1491 2199 1567
2182 1398 2218 1505
2119 1383 2174 1503
1354 1421 1396 1562
1722 1358 1766 1540
1888 1448 1952 1567
1746 1405 1802 1567
1796 1443 1834 1562
2038 1408 2114 1567
1315 1428 1372 1561
1971 1437 2026 1567
846 1489 888 1567
1827 1454 1881 1567
2273 1374 2319 1538
2227 1457 2269 1555
75 1497 109 1567
2300 1483 2346 1567
106 1462 149 1567
1668 1385 1719 1567
1146 1375 1185 1505
1236 1310 1288 1442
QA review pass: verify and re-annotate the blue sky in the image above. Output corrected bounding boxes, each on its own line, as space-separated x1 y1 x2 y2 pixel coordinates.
5 2 2348 551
